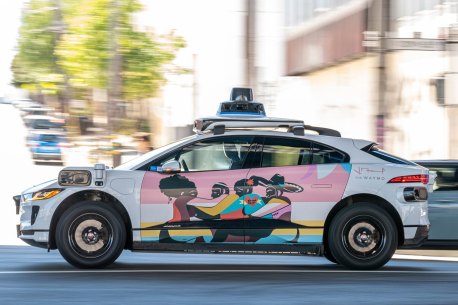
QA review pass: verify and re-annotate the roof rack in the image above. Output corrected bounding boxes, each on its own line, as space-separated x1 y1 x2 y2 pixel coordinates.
193 116 341 137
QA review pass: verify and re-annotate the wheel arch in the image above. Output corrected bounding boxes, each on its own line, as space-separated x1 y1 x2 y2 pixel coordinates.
323 193 404 249
48 190 133 250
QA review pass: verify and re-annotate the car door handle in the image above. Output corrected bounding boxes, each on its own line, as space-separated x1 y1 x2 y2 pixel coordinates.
311 184 332 188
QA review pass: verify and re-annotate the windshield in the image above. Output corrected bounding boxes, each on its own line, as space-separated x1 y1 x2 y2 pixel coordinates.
115 135 196 170
38 134 61 143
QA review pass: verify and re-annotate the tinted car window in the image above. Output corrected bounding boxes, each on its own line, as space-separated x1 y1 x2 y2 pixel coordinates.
32 119 60 129
261 137 312 167
310 142 349 164
261 137 348 168
38 134 60 143
366 144 416 165
151 136 254 172
422 165 458 191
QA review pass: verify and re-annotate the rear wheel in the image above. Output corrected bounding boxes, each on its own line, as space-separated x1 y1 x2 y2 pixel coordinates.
56 202 126 268
328 203 397 270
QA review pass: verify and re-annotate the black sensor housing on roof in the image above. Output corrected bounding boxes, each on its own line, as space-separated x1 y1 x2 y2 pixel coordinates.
217 87 266 116
230 88 253 101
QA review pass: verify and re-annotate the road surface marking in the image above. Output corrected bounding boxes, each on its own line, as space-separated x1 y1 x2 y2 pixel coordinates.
393 254 458 262
0 269 458 274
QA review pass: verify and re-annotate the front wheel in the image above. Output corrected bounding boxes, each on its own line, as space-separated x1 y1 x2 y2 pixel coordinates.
56 202 126 268
328 203 398 270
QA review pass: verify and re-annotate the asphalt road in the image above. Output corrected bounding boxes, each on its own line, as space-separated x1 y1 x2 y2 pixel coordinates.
1 246 458 305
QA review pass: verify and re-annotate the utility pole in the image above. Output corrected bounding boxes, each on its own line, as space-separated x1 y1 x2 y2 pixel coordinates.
446 26 458 158
376 0 390 148
107 0 122 133
192 54 198 120
245 0 256 89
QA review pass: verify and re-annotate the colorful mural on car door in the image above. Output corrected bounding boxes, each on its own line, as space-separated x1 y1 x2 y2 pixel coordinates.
140 163 351 244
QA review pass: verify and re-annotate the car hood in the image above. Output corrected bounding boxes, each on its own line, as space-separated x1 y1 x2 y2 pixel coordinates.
22 179 59 195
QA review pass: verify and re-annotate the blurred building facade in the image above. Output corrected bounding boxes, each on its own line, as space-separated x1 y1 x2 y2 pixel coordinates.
284 0 458 159
135 0 254 148
134 0 458 160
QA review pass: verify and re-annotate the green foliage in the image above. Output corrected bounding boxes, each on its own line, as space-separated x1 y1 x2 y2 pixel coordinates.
58 0 111 89
13 0 60 86
13 0 185 102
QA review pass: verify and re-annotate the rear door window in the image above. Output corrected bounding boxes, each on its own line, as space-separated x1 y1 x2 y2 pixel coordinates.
309 142 349 164
260 137 312 167
260 137 349 167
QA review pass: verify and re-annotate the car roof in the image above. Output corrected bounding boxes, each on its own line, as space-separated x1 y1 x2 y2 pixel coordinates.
22 107 53 111
195 129 372 148
23 115 57 120
17 102 41 108
29 129 66 136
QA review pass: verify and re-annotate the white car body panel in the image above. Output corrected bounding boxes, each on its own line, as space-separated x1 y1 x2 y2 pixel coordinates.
17 131 432 248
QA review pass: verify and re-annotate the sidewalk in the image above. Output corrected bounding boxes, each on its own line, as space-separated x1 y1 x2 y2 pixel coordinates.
397 249 458 257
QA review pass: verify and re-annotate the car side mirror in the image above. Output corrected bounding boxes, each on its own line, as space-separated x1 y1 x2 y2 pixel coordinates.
157 160 181 174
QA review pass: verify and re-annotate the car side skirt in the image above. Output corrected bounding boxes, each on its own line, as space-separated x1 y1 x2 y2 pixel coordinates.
131 242 322 255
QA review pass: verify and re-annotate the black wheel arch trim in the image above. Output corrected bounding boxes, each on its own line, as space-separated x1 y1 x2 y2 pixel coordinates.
323 193 405 251
48 190 132 250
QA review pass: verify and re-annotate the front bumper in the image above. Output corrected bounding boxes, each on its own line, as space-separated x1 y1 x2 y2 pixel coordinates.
17 227 49 249
14 190 63 247
400 225 430 248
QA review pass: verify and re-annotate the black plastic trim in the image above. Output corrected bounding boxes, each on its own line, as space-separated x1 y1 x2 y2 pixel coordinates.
419 240 458 250
13 195 20 215
131 242 322 254
31 206 40 225
400 225 429 248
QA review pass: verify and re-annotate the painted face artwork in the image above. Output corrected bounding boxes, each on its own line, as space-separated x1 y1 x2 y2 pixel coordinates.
140 163 351 244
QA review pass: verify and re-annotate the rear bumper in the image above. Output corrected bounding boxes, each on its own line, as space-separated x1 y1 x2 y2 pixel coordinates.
400 225 430 248
32 153 62 161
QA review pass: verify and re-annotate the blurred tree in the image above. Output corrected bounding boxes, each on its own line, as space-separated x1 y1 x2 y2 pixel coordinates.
13 0 185 131
57 0 185 117
11 0 65 102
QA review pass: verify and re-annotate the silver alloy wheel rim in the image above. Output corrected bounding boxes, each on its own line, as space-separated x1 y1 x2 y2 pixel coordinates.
74 219 105 253
68 213 114 259
347 222 378 253
342 216 386 260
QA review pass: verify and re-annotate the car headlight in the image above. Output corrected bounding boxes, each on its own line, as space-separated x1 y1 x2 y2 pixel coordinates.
24 189 63 202
58 170 91 186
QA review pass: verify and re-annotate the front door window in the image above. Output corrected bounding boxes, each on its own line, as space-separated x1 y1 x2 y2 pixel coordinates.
139 136 254 244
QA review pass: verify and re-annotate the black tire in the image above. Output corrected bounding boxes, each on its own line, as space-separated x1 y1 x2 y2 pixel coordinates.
323 245 339 264
56 201 126 268
328 203 397 270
